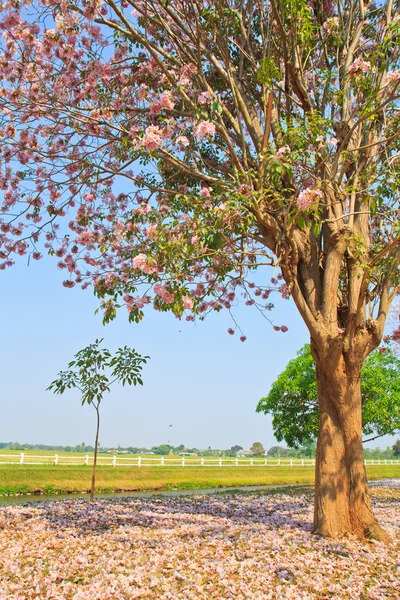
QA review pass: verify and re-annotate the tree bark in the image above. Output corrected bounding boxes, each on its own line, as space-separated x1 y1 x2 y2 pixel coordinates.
312 345 390 542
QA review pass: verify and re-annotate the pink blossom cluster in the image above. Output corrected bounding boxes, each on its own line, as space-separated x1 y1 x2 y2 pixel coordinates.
182 295 193 310
142 125 163 151
77 231 94 246
386 70 400 84
322 17 339 32
297 188 323 211
0 489 399 599
275 145 291 160
198 91 212 105
123 294 150 310
176 135 190 147
348 58 371 76
195 121 216 139
154 283 175 303
131 253 158 275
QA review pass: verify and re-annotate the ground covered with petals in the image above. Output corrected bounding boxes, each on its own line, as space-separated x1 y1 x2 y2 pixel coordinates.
0 489 399 599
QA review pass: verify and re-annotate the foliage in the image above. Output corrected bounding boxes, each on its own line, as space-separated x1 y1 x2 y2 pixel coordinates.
48 339 148 499
0 0 397 347
231 445 243 453
393 440 400 457
257 345 400 448
48 340 148 402
266 446 290 457
250 442 265 456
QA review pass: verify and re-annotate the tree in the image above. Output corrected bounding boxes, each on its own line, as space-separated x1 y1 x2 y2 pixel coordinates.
267 446 289 458
48 339 148 501
231 445 243 453
0 1 399 540
250 442 265 457
393 440 400 457
257 345 400 448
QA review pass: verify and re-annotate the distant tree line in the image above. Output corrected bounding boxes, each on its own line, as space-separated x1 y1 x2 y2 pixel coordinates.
1 441 398 458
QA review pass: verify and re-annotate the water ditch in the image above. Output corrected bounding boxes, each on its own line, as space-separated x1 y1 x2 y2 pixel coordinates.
1 478 398 506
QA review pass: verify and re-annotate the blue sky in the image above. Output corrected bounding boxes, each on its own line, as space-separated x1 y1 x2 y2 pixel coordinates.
0 255 396 451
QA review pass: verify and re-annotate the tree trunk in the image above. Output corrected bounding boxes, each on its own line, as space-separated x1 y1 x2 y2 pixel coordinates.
90 405 100 502
312 346 390 542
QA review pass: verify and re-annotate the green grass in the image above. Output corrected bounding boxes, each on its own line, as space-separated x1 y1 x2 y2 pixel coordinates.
0 464 398 496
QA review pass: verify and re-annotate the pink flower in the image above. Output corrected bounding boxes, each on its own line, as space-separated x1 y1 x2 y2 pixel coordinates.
392 326 400 342
195 121 216 139
386 70 400 84
176 136 189 147
77 231 94 245
132 253 157 274
154 283 174 303
149 100 163 115
132 253 147 270
348 58 371 76
297 188 323 211
328 136 339 147
142 125 162 151
160 91 174 110
200 187 211 198
275 145 290 160
198 91 212 105
182 296 193 310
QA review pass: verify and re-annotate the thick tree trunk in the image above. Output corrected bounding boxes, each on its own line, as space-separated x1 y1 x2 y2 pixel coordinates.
312 348 390 542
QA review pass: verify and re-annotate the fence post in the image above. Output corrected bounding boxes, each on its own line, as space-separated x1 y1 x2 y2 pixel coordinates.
85 455 89 466
138 456 141 468
219 458 222 467
290 459 293 467
20 453 24 465
277 459 280 466
182 457 185 467
312 459 315 466
378 459 381 465
265 458 267 466
250 458 253 466
236 458 238 467
161 456 164 466
54 454 58 466
301 459 304 467
201 457 204 467
112 455 116 467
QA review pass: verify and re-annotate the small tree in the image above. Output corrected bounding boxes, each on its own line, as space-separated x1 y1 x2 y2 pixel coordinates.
48 339 148 501
250 442 265 457
257 345 400 448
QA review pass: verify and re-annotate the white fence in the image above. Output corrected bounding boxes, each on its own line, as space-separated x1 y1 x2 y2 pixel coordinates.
0 453 398 468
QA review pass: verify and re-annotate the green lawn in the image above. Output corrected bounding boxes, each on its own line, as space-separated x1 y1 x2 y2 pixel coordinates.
0 464 398 496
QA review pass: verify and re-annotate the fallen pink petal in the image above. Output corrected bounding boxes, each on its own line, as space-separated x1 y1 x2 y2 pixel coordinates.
0 488 399 599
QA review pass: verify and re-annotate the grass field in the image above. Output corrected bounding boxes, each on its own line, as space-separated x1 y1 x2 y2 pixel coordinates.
0 463 399 496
